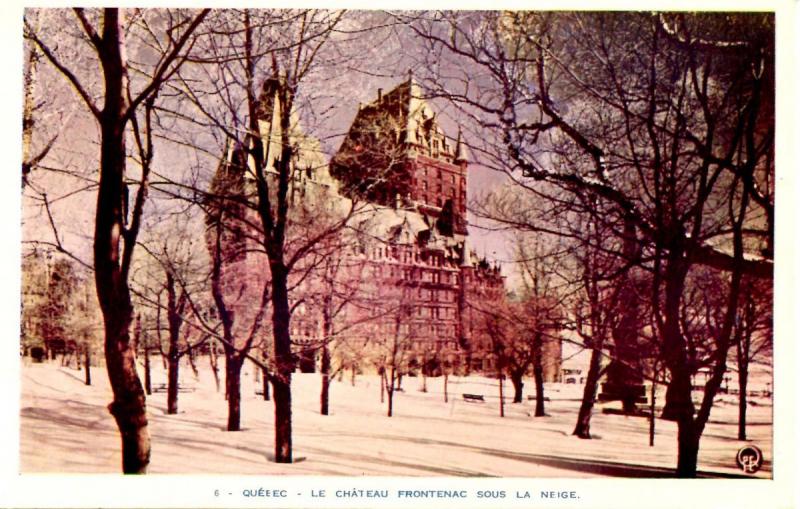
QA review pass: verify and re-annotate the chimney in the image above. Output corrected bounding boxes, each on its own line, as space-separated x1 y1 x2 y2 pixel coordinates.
378 88 383 102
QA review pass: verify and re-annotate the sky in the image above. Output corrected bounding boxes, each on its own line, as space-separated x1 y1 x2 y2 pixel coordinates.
19 9 516 281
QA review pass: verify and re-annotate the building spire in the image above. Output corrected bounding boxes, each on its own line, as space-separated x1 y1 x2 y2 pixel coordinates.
454 128 467 163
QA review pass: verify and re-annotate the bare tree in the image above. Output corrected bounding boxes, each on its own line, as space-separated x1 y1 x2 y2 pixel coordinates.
204 147 272 431
21 10 77 190
169 8 388 462
25 8 209 472
134 224 212 415
301 239 368 415
409 11 773 477
564 213 635 438
357 266 420 418
472 288 560 418
733 277 772 440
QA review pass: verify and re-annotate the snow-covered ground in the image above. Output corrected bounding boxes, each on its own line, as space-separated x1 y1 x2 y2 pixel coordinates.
19 359 772 478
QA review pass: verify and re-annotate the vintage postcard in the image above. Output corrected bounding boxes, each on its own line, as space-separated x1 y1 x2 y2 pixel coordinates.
2 2 796 508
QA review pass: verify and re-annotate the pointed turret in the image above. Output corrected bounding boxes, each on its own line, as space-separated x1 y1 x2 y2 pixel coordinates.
454 128 467 164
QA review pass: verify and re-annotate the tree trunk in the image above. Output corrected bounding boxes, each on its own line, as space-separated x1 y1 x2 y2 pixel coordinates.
510 370 524 403
498 372 505 418
736 335 749 441
387 367 395 417
167 348 179 415
21 10 41 188
444 372 448 403
573 345 603 439
84 346 91 386
102 305 150 474
608 215 643 414
532 330 547 417
737 361 748 441
676 419 700 478
143 343 151 396
661 253 698 477
533 358 546 417
106 362 150 475
671 362 699 477
380 367 385 403
95 9 149 473
661 377 695 421
320 301 332 415
166 272 182 414
224 354 244 431
320 343 331 415
270 265 293 463
649 372 658 447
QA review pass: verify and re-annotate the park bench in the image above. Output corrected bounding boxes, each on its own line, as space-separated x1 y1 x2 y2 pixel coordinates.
598 382 648 404
601 406 652 418
462 393 485 402
526 395 551 402
152 383 196 393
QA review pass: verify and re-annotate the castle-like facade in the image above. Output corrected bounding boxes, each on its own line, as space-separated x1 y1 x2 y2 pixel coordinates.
327 77 537 376
211 76 559 379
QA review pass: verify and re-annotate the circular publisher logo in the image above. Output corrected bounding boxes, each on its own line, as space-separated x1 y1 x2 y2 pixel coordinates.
736 445 763 474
